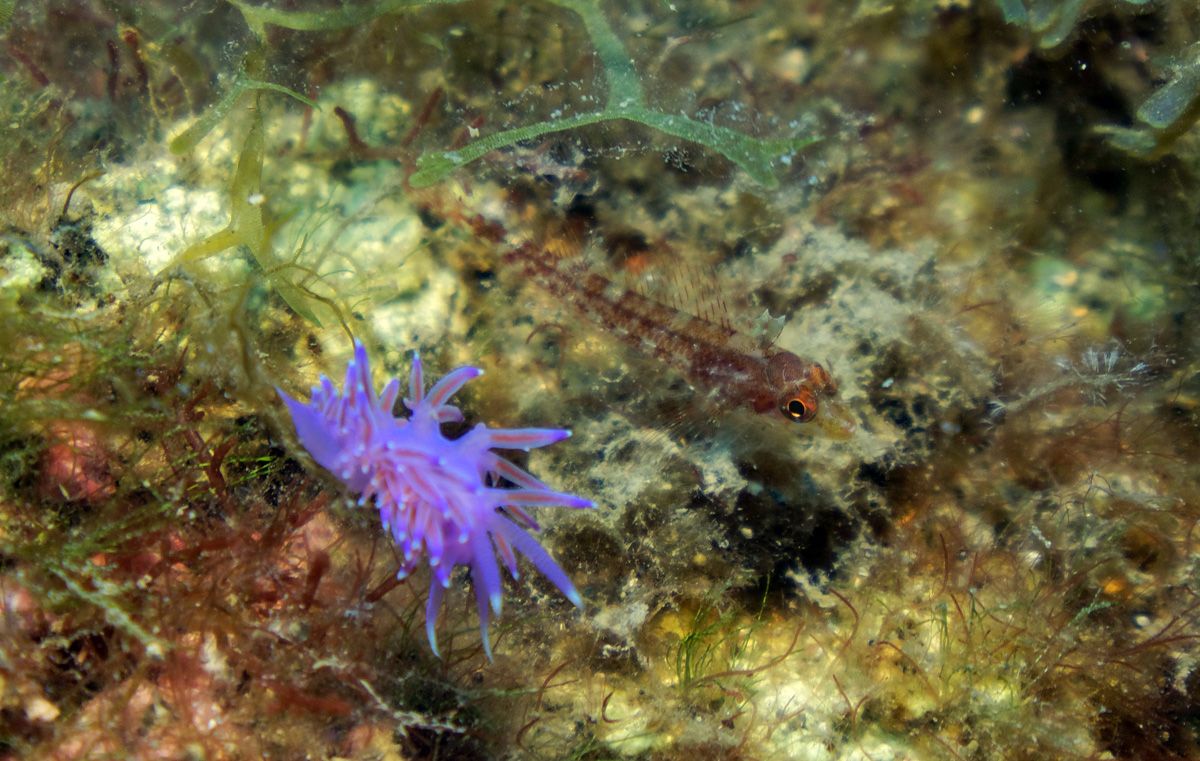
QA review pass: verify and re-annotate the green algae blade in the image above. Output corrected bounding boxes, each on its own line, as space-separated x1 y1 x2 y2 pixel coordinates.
228 0 468 36
410 107 819 189
409 111 610 188
411 0 820 188
169 76 318 155
627 109 818 189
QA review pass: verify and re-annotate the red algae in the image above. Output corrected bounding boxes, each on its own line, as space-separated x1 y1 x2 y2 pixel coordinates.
35 422 115 505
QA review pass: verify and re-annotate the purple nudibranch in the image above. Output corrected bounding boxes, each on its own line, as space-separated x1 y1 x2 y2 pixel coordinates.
277 341 593 659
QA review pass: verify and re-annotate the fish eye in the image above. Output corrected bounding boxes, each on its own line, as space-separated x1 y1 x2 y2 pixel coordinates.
783 398 814 423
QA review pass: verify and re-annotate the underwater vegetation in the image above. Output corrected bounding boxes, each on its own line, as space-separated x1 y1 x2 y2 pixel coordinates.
1 0 1199 759
996 0 1154 51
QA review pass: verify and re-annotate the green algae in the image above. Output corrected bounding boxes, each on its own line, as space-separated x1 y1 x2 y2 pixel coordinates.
165 102 321 324
228 0 468 37
167 73 318 156
997 0 1154 50
1098 42 1200 157
164 93 354 334
673 585 770 693
411 0 818 188
219 0 818 189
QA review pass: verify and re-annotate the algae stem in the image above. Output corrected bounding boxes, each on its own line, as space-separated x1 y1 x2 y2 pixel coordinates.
51 568 171 656
411 104 818 188
410 111 611 187
544 0 644 107
169 75 318 155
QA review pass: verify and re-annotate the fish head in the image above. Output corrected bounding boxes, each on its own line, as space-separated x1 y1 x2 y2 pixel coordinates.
765 351 855 438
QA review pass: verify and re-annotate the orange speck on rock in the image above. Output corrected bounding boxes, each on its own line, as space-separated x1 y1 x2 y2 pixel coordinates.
1101 576 1128 597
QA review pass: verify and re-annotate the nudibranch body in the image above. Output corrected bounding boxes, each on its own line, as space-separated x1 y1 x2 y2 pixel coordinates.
278 341 592 659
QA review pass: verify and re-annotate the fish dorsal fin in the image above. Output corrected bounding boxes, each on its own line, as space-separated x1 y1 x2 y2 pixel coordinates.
623 253 792 356
590 234 773 343
517 227 786 355
632 258 737 336
746 308 787 349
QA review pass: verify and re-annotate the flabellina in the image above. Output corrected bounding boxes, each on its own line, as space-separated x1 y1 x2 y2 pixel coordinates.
277 341 593 659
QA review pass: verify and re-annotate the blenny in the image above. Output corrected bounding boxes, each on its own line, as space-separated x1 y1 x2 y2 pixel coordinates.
278 341 592 659
503 243 854 438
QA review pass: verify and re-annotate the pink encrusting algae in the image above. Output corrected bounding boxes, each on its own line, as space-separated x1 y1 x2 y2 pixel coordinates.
277 341 593 659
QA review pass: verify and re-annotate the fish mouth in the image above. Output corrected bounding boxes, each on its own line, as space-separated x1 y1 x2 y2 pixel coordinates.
813 399 857 440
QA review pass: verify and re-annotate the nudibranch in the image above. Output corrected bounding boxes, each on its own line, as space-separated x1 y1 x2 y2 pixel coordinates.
278 341 593 659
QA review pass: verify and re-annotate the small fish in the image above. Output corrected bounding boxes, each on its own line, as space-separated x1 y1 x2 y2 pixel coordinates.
503 243 854 438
